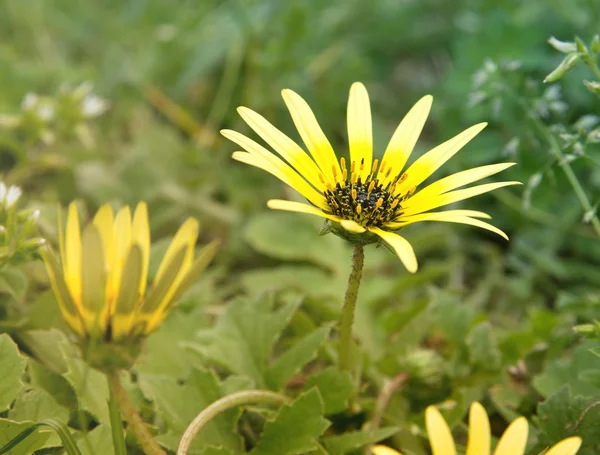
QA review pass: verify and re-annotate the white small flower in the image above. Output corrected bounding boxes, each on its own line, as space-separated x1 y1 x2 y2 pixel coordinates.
0 183 7 201
81 95 108 117
21 93 39 110
37 103 55 121
5 186 22 207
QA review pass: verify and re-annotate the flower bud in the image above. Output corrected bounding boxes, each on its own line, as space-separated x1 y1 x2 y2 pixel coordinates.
399 349 446 387
543 53 582 83
584 80 600 95
548 36 577 54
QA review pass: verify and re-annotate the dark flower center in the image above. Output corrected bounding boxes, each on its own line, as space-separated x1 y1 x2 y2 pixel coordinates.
323 158 414 228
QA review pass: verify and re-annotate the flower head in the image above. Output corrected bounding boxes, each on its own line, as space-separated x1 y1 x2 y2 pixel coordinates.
222 83 520 272
42 202 219 368
372 401 582 455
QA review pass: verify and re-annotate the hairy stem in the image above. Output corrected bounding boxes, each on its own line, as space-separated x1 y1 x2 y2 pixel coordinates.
107 371 166 455
338 243 365 372
177 390 289 455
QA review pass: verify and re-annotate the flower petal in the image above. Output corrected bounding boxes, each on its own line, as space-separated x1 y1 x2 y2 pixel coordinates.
230 145 328 209
347 82 373 182
403 163 517 203
267 199 341 223
402 181 522 216
236 107 325 191
154 217 199 286
466 402 491 455
109 206 132 306
395 123 487 195
112 244 143 340
93 204 115 269
132 202 150 297
80 223 107 335
369 227 418 273
544 437 582 455
380 95 432 185
493 417 528 455
372 446 403 455
340 219 366 233
425 405 456 455
64 202 82 306
282 89 341 183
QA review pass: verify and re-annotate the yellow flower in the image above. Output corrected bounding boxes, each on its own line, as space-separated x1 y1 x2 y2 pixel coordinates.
42 202 219 343
222 83 520 272
372 402 582 455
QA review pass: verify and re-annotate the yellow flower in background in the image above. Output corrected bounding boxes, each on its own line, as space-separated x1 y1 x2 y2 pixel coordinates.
372 401 582 455
42 202 219 348
222 82 520 272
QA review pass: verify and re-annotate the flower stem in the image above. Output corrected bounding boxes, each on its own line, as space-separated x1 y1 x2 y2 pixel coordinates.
107 371 166 455
177 390 289 455
338 243 365 372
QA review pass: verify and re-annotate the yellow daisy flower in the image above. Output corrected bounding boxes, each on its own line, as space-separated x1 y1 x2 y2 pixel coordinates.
222 83 520 272
372 402 582 455
42 202 219 347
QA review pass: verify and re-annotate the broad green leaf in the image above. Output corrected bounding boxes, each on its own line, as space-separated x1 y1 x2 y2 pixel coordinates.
322 427 400 455
193 295 301 387
0 419 49 455
0 268 27 299
201 448 235 455
77 425 115 455
304 367 354 415
63 357 109 423
8 387 69 423
466 322 501 371
139 368 243 454
250 389 330 455
266 326 331 390
18 329 75 374
28 358 76 409
0 334 26 412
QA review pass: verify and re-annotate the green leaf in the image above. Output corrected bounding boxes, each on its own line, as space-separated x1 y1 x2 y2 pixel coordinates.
63 357 109 423
0 419 50 455
250 389 330 455
28 358 76 409
8 387 69 423
304 367 354 415
536 386 600 455
139 368 243 454
0 268 27 299
466 322 501 371
322 427 400 455
77 425 115 455
201 448 235 455
193 295 301 387
0 334 26 412
266 326 331 390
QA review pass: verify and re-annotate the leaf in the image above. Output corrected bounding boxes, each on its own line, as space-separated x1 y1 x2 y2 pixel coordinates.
62 357 109 423
193 295 301 387
0 268 27 299
465 322 501 371
536 386 600 455
322 427 400 455
0 334 26 412
139 368 243 454
304 367 354 415
77 425 115 455
28 358 76 409
266 326 331 390
250 389 329 455
8 387 69 423
0 419 50 455
201 448 235 455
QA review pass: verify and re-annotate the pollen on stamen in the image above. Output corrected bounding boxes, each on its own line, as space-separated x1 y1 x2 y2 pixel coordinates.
342 168 348 182
359 158 365 171
351 161 356 173
391 199 399 209
356 204 362 215
371 159 379 174
332 166 338 181
379 161 386 174
351 188 357 200
367 181 375 193
318 173 326 184
351 172 357 185
376 198 383 208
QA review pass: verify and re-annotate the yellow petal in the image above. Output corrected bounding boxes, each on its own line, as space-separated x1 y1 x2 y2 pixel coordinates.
493 417 528 455
267 199 341 223
64 202 82 307
544 437 582 455
380 95 432 185
112 244 143 340
369 227 418 273
93 204 115 270
132 202 150 297
229 140 328 209
347 82 373 182
388 211 508 240
402 181 522 216
372 446 403 455
236 107 325 191
466 402 491 455
80 223 107 336
340 219 366 233
154 217 199 285
282 89 341 183
396 123 487 195
387 209 492 228
425 405 456 455
402 163 517 203
109 206 132 306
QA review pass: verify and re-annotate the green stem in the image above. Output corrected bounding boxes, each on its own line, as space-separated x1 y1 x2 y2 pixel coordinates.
107 371 166 455
526 111 600 238
338 243 365 372
176 390 289 455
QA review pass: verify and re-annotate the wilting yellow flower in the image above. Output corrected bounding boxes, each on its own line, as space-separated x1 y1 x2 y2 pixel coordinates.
222 83 520 272
372 401 582 455
42 202 219 344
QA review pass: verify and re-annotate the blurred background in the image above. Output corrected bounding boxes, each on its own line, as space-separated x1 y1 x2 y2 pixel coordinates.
2 0 600 452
